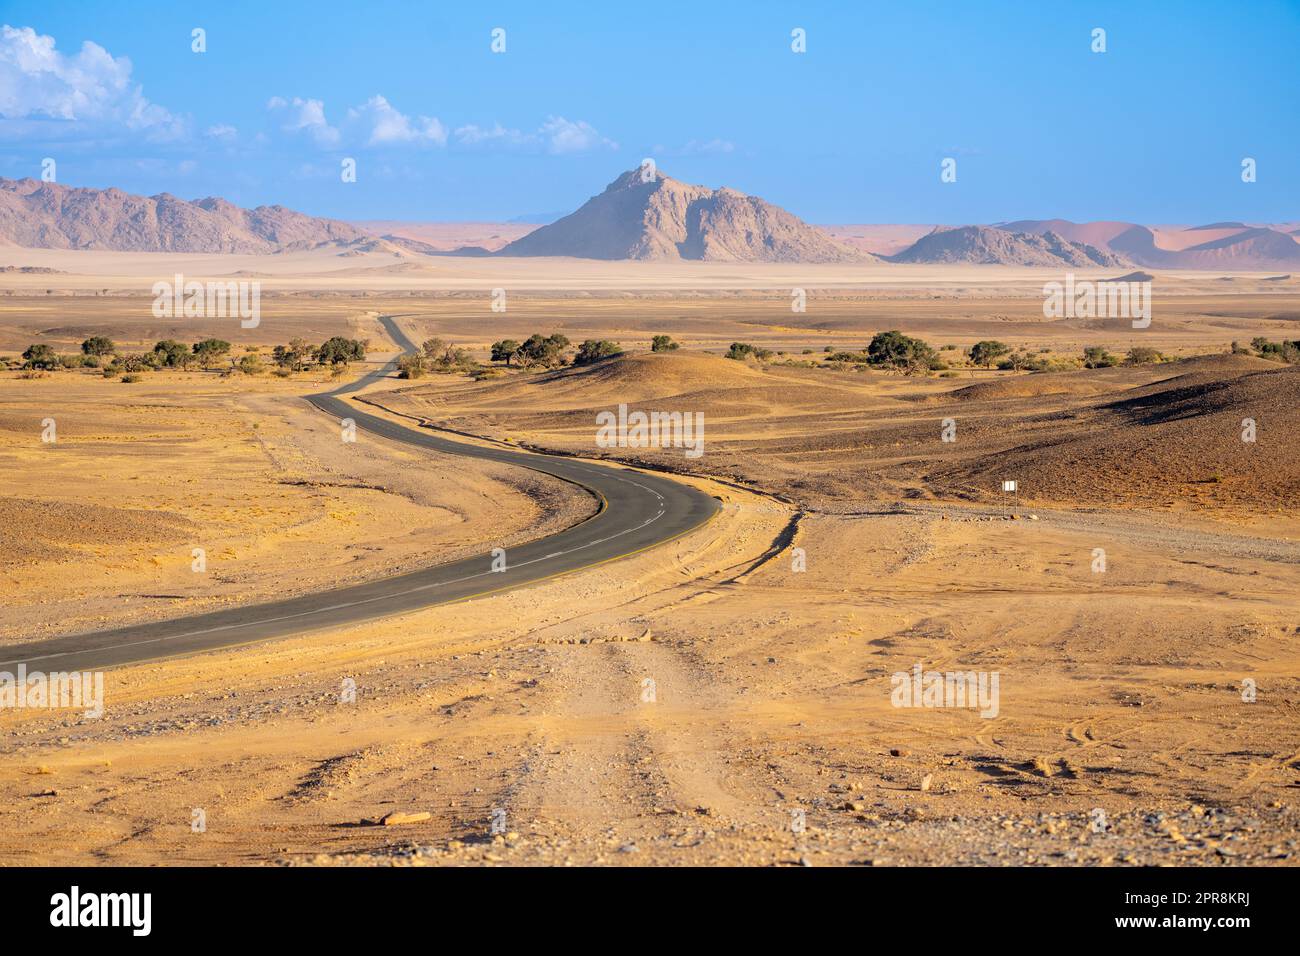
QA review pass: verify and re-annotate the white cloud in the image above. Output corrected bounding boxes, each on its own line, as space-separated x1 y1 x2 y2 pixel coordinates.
348 95 445 146
454 116 616 154
453 122 530 146
205 123 237 141
268 96 339 147
540 116 616 154
0 24 184 138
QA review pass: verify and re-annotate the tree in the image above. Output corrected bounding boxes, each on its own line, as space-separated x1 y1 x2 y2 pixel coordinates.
237 354 264 375
866 331 938 372
969 340 1010 367
1124 346 1164 366
726 342 772 361
517 333 570 368
272 338 312 372
397 352 428 379
491 339 521 366
421 337 447 361
651 334 679 353
574 339 622 365
1082 346 1118 369
21 344 58 370
192 338 232 369
80 336 116 358
153 339 191 368
315 337 366 366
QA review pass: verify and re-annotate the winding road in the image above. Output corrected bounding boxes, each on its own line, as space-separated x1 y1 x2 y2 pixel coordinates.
4 317 720 672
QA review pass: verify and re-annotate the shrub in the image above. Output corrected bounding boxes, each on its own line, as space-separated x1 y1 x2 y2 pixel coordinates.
725 342 772 361
650 335 679 352
271 338 312 372
397 352 428 379
237 354 264 375
1082 346 1119 369
574 339 622 365
315 337 366 366
866 331 939 373
1124 346 1165 365
153 339 191 368
120 374 142 383
80 336 116 358
193 338 232 369
21 344 59 370
969 340 1010 367
516 333 570 368
1250 337 1300 363
998 351 1050 372
490 339 521 366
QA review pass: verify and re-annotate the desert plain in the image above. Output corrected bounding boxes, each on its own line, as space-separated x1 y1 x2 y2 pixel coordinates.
1 253 1299 866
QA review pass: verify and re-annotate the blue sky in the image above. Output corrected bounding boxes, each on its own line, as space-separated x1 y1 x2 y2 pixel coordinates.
1 0 1297 224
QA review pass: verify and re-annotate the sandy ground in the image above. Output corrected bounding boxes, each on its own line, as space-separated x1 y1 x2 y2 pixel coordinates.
1 283 1298 866
4 245 1299 295
0 359 594 646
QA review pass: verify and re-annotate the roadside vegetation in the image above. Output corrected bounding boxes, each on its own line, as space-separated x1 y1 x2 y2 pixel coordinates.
8 336 368 381
1249 337 1300 364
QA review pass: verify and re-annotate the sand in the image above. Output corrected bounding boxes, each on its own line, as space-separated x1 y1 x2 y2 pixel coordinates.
2 269 1299 866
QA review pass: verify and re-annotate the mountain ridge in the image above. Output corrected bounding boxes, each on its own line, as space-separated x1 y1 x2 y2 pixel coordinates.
496 168 873 263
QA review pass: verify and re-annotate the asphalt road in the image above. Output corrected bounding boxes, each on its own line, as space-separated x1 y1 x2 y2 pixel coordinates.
3 318 720 671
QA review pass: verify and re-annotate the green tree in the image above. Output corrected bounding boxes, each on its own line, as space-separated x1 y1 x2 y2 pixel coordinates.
192 338 232 369
153 339 191 368
650 334 679 352
21 344 58 370
397 352 428 379
866 331 938 372
517 333 570 368
969 340 1010 367
1082 346 1118 369
272 337 312 372
1124 346 1164 365
315 337 366 366
80 336 116 358
490 339 521 366
725 342 772 361
574 339 623 365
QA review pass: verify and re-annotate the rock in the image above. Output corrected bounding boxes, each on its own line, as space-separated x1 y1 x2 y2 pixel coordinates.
920 774 933 792
889 748 910 758
379 811 431 826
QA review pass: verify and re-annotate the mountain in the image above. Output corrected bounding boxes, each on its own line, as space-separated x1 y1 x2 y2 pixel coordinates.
889 225 1128 267
1004 219 1300 270
0 178 367 253
497 168 871 262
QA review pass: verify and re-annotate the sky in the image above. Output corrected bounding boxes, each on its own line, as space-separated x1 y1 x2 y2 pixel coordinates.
1 0 1297 225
